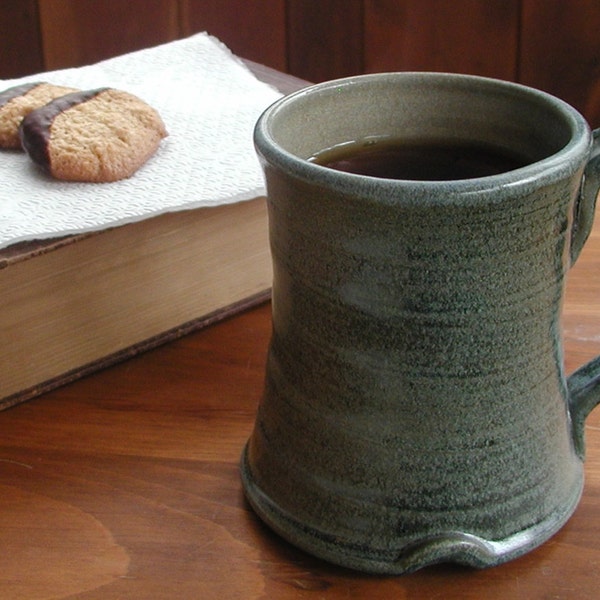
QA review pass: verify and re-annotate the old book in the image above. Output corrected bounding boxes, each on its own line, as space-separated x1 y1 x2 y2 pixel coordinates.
0 61 306 410
0 198 273 409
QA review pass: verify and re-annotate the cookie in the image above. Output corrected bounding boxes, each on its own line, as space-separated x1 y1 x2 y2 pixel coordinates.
0 82 78 148
19 87 168 182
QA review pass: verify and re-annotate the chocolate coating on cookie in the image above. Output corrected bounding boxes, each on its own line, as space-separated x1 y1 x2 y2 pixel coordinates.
0 82 44 109
19 88 108 172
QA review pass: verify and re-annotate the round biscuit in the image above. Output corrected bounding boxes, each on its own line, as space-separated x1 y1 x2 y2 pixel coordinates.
20 88 168 182
0 82 78 148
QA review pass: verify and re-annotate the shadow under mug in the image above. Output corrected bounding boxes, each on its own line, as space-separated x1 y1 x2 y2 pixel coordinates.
241 72 600 574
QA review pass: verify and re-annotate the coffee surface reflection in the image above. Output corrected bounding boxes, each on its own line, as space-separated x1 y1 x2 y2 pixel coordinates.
310 137 532 180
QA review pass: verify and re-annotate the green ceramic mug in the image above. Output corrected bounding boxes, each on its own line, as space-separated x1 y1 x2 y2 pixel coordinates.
241 72 600 574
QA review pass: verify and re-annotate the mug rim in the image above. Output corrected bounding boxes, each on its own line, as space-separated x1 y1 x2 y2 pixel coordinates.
254 72 592 205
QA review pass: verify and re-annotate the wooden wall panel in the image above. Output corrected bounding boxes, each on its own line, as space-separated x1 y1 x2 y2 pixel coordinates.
38 0 179 70
4 1 600 131
364 0 520 80
0 0 43 78
180 0 286 71
519 0 600 128
286 0 363 82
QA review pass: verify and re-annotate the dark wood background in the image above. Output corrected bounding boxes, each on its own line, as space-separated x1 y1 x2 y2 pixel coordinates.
2 0 600 126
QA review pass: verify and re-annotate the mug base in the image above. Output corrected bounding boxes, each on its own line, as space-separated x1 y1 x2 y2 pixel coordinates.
240 443 583 574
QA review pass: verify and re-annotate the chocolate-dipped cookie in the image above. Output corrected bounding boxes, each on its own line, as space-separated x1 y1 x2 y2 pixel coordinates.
0 82 78 148
19 87 168 182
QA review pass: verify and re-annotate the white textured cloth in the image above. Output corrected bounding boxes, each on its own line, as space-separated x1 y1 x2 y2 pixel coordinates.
0 33 282 249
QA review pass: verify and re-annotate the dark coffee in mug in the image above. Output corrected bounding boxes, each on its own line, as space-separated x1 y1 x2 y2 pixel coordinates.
310 137 532 180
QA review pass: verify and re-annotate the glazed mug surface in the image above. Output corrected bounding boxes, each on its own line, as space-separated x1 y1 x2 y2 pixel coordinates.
241 72 600 574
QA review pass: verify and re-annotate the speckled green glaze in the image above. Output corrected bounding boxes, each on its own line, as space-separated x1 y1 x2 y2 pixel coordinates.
241 73 600 574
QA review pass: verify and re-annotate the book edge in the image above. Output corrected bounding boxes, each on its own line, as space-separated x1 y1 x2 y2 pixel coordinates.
0 289 271 410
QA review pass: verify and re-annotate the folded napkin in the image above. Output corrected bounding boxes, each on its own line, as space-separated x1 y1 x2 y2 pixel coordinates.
0 33 282 249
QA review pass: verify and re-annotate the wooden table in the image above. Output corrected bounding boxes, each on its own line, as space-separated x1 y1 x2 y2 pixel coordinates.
2 97 600 600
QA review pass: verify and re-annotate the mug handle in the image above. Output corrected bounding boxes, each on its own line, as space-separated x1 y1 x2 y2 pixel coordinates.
570 128 600 265
568 129 600 459
568 356 600 459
